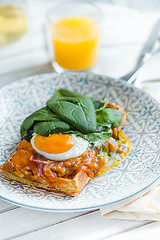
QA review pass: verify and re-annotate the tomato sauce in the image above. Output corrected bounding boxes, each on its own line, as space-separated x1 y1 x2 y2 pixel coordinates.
13 140 104 180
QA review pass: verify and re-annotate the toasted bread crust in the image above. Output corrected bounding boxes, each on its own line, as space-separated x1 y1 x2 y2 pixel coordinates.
0 140 94 196
1 168 90 197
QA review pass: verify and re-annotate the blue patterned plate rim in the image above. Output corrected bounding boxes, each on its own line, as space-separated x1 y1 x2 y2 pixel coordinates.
0 71 159 106
0 174 160 212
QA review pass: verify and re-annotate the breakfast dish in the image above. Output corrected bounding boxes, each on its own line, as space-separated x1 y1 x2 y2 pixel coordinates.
0 72 159 211
0 88 132 196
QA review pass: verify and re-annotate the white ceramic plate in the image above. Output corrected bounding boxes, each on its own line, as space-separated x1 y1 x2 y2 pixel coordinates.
0 72 160 211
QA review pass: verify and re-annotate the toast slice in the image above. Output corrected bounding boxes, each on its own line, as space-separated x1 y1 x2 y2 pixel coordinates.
1 168 90 197
0 129 132 197
0 140 94 196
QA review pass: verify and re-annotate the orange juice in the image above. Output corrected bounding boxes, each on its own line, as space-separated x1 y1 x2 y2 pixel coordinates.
51 16 100 70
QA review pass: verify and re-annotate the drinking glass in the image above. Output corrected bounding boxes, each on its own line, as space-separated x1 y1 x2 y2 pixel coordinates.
0 0 28 45
46 0 102 72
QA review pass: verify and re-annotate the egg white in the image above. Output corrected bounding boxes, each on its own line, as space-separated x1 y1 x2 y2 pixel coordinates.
31 134 89 161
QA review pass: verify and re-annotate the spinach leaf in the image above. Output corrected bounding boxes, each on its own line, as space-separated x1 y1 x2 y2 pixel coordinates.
95 125 111 132
20 107 70 137
33 121 70 136
53 89 82 98
96 108 122 128
92 100 104 111
63 130 86 139
21 131 33 142
95 98 108 112
46 90 96 134
64 127 112 143
91 97 109 112
20 89 122 141
87 128 113 143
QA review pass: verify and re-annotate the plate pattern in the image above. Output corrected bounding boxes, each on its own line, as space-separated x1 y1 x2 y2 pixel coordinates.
0 72 160 211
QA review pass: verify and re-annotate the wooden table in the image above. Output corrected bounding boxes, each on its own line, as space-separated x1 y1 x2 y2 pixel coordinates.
0 1 160 239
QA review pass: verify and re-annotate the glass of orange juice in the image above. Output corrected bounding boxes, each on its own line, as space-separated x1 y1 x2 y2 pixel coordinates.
46 1 102 72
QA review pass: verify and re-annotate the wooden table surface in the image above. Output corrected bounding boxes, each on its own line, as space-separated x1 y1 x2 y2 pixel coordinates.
0 1 160 239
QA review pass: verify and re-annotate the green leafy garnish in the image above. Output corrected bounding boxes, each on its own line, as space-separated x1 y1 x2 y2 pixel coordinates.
95 98 108 112
92 99 104 110
63 128 113 143
20 107 70 137
33 121 70 137
20 89 123 143
53 89 82 98
63 130 86 139
46 89 96 134
96 108 122 128
87 128 113 143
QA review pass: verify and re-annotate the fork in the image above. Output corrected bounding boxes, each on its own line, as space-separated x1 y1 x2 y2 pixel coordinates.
121 19 160 84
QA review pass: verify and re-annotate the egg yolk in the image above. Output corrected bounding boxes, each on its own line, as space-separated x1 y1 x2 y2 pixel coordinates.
34 134 74 154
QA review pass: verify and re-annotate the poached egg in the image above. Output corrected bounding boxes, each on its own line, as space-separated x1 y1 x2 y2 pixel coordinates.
31 133 89 161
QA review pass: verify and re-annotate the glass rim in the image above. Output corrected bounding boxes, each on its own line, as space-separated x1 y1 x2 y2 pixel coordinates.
46 0 102 29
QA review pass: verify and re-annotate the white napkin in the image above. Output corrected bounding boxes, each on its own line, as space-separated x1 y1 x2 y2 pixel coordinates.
100 178 160 221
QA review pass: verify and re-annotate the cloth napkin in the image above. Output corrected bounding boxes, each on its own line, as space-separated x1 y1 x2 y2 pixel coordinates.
100 180 160 221
100 179 160 221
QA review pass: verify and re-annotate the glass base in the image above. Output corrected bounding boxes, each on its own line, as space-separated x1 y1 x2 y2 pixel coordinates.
52 61 98 73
